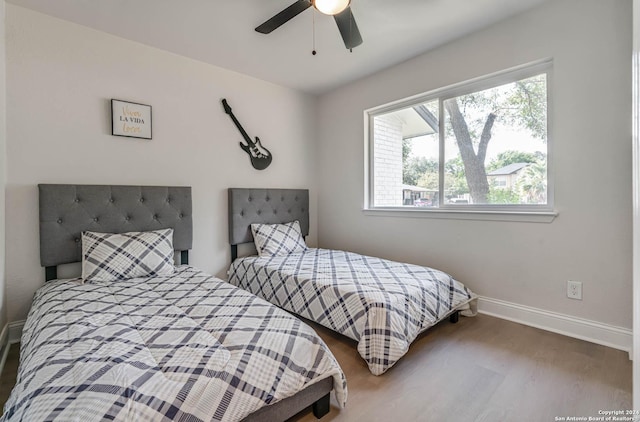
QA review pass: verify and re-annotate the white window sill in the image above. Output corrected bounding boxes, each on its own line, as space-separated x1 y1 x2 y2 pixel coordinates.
363 207 557 223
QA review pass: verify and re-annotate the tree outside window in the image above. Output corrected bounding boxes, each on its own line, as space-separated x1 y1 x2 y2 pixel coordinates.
369 62 550 211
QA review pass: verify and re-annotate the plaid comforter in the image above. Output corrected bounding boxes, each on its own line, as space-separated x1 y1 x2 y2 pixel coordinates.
2 266 346 422
228 249 475 376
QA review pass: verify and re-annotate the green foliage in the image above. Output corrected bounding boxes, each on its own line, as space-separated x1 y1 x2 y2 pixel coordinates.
487 188 520 204
517 162 547 203
403 156 438 186
402 138 411 163
417 172 438 190
402 152 471 195
444 156 469 195
444 156 464 176
402 148 469 196
504 75 548 140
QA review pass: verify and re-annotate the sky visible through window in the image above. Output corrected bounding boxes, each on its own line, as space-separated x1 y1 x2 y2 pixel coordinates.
408 126 545 162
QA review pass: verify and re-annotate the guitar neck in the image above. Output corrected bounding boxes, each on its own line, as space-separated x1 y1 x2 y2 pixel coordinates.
227 112 252 145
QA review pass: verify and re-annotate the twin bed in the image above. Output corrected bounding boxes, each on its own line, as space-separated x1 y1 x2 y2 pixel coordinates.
3 184 475 421
227 188 475 376
2 185 345 422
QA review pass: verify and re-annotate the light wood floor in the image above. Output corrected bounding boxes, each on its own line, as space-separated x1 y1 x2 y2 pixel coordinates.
292 315 632 422
0 342 19 417
0 315 631 422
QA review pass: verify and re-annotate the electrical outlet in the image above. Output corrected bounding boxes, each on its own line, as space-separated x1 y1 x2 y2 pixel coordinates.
567 280 582 300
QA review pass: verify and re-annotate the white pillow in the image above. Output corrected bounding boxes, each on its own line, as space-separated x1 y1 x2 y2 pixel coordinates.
251 220 307 257
82 228 175 282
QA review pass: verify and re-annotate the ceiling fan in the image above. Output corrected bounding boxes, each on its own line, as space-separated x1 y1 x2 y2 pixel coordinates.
255 0 363 50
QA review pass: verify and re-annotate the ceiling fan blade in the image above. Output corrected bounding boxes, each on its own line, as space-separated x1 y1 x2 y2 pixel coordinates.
255 1 312 34
334 7 363 49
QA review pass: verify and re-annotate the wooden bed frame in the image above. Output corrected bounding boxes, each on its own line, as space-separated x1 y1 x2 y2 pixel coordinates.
38 184 334 421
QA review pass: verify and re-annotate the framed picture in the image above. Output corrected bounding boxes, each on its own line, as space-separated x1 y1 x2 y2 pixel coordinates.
111 99 152 139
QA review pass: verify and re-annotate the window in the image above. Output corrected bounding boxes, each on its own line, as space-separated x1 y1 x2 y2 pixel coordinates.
366 61 552 214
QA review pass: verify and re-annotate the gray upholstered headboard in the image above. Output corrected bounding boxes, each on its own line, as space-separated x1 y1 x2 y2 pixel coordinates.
39 184 192 280
228 188 309 260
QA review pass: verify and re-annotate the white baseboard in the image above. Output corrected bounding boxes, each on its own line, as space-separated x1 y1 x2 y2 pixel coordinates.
0 321 25 375
0 324 7 348
8 320 24 344
478 296 633 357
0 323 9 375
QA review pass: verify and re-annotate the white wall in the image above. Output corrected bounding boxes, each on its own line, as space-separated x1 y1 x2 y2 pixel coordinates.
316 0 632 328
0 0 7 333
5 5 318 322
633 0 640 410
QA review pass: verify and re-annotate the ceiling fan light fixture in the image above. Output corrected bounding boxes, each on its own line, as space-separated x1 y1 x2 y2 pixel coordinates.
312 0 350 16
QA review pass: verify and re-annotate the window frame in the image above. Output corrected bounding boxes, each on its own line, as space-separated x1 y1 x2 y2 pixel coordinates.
364 59 556 221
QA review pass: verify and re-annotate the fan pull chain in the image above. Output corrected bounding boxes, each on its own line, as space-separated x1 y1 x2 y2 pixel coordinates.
312 8 317 55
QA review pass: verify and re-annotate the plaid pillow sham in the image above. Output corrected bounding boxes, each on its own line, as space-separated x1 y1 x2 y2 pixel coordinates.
82 228 175 282
251 220 307 257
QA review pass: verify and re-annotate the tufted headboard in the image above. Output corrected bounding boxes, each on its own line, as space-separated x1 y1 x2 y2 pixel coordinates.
39 184 193 281
228 188 309 261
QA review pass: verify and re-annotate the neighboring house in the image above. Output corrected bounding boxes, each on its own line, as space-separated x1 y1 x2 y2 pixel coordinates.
487 162 530 189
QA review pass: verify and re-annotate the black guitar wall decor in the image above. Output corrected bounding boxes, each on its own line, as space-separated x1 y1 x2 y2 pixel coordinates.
222 99 272 170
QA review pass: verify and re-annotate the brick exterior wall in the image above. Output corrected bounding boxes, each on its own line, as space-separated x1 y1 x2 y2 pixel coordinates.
373 115 403 206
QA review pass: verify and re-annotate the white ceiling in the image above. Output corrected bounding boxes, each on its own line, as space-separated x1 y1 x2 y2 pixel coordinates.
7 0 549 95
